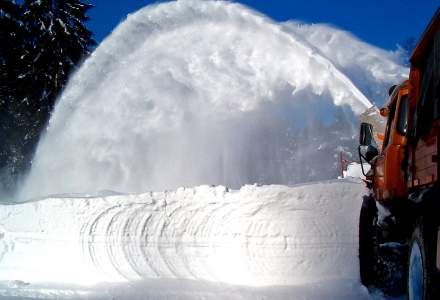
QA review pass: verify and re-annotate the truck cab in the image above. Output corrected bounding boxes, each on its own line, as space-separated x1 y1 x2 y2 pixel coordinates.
371 82 409 202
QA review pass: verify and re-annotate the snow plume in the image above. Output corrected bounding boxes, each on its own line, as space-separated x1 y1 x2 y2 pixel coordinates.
18 0 406 200
283 22 408 106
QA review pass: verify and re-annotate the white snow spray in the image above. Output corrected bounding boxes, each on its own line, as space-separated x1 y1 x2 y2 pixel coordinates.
19 0 406 200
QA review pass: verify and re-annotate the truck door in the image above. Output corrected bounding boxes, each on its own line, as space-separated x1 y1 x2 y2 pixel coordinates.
374 90 409 201
373 100 395 200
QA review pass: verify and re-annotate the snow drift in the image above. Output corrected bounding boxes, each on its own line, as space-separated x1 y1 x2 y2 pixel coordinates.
0 180 371 299
18 0 407 200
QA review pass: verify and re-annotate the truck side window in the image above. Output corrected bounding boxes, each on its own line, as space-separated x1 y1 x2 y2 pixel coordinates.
397 95 409 135
382 102 396 149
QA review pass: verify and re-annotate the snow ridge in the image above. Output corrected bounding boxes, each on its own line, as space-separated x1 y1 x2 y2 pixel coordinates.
1 181 366 289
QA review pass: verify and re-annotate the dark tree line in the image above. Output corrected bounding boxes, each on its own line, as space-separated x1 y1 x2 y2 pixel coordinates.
0 0 95 194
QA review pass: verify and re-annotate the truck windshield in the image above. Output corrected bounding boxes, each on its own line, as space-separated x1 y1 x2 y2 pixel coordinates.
397 95 409 135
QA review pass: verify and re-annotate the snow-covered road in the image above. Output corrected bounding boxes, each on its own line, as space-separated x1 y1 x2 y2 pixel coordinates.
0 180 378 299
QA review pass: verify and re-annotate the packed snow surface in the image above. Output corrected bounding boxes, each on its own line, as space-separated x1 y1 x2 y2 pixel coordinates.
19 0 407 200
1 180 375 299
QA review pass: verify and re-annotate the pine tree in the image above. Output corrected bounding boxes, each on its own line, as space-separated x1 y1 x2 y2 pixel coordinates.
22 0 95 117
0 0 95 194
0 0 30 191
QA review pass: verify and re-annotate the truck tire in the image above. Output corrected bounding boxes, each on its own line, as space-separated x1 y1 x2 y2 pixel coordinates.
359 195 376 285
407 218 439 300
359 195 406 295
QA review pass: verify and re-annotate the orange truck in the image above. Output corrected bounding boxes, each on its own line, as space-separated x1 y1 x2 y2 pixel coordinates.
358 8 440 299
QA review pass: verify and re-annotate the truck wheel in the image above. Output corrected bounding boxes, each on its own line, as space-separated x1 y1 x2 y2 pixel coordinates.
407 218 439 300
359 195 376 285
359 195 406 295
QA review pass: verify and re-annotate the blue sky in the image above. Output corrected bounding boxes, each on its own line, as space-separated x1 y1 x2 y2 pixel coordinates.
87 0 439 50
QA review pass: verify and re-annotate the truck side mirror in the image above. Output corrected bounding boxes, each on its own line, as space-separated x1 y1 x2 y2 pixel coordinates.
359 122 374 146
365 145 379 162
380 107 390 117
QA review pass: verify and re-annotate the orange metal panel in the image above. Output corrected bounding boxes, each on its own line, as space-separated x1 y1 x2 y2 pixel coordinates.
414 133 438 186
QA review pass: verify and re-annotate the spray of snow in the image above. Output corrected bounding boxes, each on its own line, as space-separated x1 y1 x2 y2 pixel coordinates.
17 0 406 200
283 22 408 105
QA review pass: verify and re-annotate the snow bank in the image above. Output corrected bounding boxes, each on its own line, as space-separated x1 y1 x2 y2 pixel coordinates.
0 180 370 299
343 162 371 179
18 0 406 200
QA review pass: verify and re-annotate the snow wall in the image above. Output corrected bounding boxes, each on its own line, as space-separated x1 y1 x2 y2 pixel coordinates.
18 0 407 201
0 181 367 293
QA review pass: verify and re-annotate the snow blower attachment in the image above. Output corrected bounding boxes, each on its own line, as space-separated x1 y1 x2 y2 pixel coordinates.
358 7 440 300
